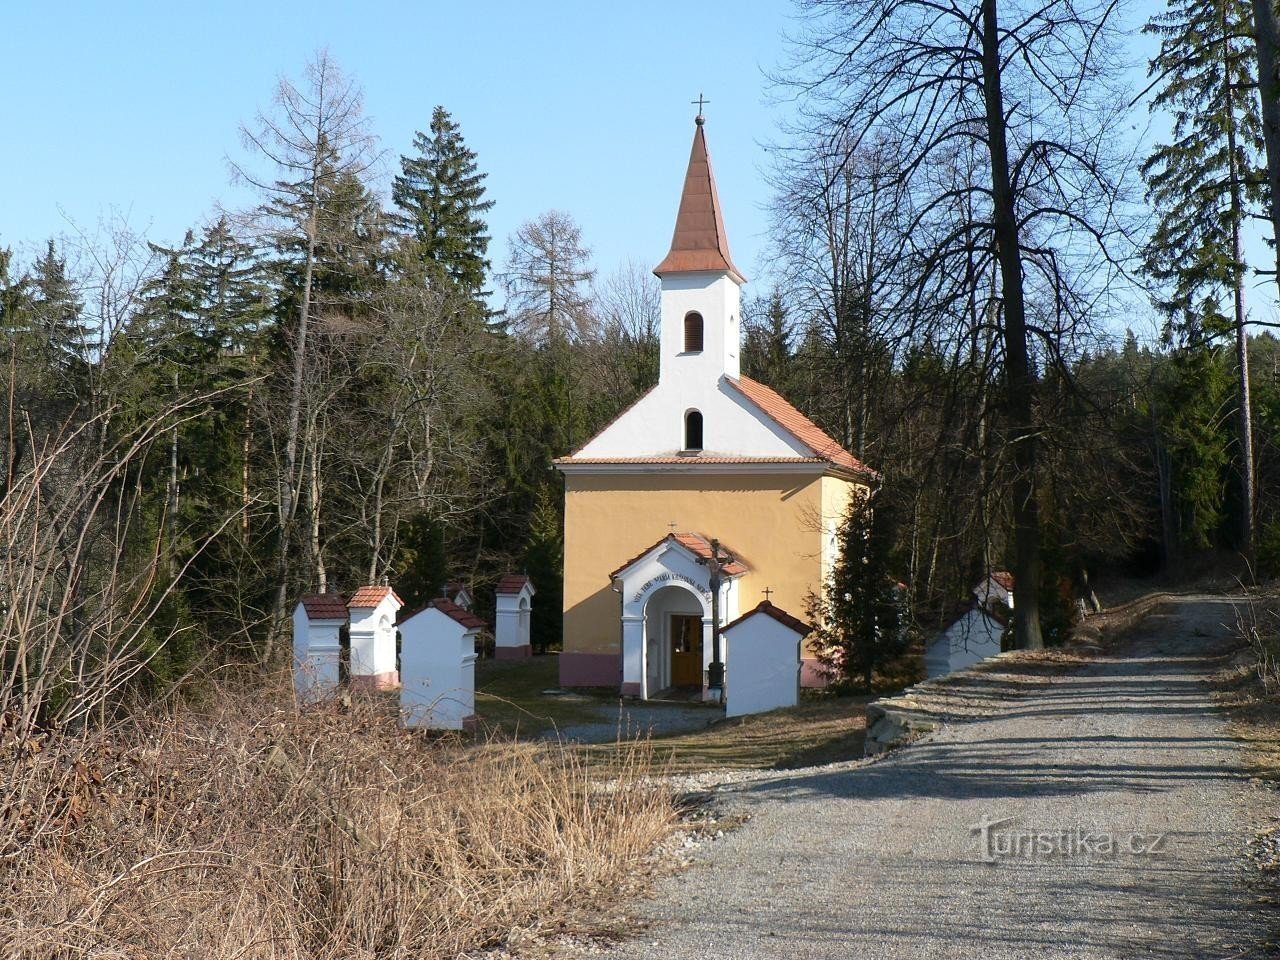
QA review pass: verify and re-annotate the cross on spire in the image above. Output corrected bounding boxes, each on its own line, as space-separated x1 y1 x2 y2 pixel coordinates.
763 586 774 602
691 92 710 125
668 520 678 533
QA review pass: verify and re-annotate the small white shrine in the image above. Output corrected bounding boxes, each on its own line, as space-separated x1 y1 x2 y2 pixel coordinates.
721 601 807 718
399 598 483 731
347 585 403 690
292 593 348 701
444 580 474 612
974 571 1014 612
494 574 535 659
925 604 1007 679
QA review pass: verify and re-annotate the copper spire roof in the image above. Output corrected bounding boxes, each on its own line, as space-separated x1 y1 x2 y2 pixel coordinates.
653 120 746 285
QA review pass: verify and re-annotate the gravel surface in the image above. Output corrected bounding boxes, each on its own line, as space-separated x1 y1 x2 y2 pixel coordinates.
596 596 1278 959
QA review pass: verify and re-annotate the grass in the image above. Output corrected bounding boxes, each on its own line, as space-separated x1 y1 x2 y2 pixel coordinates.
474 654 607 737
476 655 873 773
609 694 872 774
1219 592 1280 781
0 676 676 959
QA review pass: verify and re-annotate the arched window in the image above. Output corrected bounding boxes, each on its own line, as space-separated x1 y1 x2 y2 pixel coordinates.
684 410 704 451
683 312 704 352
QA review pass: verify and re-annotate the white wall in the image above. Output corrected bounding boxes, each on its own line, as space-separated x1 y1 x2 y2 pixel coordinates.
291 605 342 701
400 607 478 730
348 596 398 677
925 608 1005 679
723 614 801 718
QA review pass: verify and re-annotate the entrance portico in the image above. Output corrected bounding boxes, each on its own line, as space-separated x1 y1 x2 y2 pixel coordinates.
611 532 745 700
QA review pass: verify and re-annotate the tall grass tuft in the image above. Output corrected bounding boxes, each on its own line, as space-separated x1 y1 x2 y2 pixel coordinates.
0 680 675 958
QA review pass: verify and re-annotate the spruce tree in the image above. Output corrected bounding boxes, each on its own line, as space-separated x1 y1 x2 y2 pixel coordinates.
1142 0 1263 556
392 106 494 296
807 487 905 691
29 239 86 377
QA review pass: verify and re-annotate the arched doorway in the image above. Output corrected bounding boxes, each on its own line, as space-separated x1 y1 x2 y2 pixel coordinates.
644 584 706 695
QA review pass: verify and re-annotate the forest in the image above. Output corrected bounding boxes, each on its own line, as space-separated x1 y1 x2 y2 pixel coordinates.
5 0 1280 722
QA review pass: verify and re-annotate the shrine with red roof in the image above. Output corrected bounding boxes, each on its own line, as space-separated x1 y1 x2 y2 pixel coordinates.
555 115 875 699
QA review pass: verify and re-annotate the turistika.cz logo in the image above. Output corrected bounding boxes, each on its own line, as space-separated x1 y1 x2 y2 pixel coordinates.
970 815 1168 864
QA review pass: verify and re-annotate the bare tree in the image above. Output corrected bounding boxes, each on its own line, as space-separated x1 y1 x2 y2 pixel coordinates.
232 50 375 653
502 211 596 346
779 0 1135 648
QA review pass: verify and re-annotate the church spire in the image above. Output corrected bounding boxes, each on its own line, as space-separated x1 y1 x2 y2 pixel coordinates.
653 116 746 285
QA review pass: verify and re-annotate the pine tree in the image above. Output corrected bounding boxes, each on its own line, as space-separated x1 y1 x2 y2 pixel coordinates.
1142 0 1263 556
392 106 494 296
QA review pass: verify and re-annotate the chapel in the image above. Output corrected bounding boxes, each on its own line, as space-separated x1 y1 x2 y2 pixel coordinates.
555 113 875 700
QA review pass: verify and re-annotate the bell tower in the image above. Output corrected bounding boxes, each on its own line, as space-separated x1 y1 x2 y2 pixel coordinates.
653 113 746 387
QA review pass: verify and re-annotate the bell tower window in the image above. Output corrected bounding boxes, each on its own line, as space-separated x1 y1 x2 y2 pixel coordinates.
684 410 704 451
683 312 704 353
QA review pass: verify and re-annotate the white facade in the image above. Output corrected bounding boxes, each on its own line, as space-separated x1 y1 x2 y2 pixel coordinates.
494 578 536 658
612 537 742 700
291 601 344 701
722 606 804 719
399 604 480 731
925 606 1006 679
573 267 813 461
347 589 403 686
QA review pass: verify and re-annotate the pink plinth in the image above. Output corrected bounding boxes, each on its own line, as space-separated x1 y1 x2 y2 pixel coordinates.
620 681 642 697
462 714 480 734
559 651 621 688
494 644 532 660
349 671 399 691
800 659 831 689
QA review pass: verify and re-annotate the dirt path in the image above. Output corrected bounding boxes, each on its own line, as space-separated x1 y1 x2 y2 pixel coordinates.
603 597 1277 959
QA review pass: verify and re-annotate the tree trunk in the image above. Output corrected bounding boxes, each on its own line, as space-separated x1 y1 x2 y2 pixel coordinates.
981 0 1044 650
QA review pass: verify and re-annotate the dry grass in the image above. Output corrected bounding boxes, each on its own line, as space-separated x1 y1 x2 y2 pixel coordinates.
583 694 872 775
0 677 676 959
1221 593 1280 781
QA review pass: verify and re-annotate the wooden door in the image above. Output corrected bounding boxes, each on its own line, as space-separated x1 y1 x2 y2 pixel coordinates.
670 615 703 687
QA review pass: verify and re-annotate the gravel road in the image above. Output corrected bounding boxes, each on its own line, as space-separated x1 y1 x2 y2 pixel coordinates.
604 596 1277 959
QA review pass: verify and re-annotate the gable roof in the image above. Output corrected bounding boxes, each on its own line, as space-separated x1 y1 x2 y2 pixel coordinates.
426 597 487 631
721 600 813 637
298 593 348 621
653 120 746 285
989 571 1015 591
727 376 875 478
347 585 403 609
495 574 534 595
609 532 749 580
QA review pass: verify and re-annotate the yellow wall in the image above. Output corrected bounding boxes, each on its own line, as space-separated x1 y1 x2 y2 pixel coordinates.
562 470 865 656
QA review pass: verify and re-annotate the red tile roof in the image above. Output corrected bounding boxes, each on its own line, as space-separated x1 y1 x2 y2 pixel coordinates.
299 593 348 621
727 376 876 477
990 571 1015 590
495 574 533 595
609 532 749 580
427 597 486 630
721 600 813 637
347 585 403 609
653 120 746 284
554 455 830 466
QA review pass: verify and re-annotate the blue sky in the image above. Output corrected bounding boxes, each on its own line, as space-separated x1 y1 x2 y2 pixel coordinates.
8 0 1268 337
2 1 794 289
